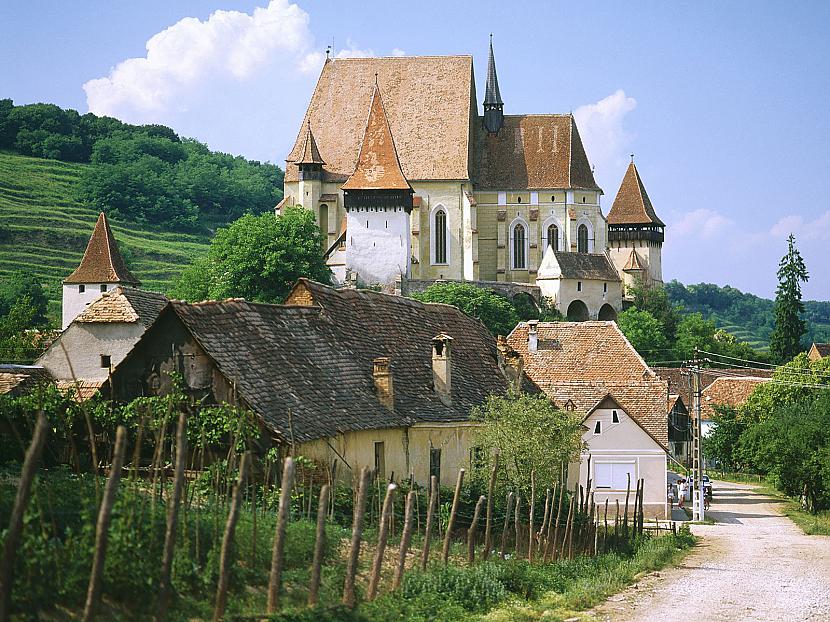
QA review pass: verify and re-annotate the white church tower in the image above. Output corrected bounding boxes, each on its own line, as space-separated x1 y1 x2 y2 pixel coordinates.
606 160 665 297
340 82 413 288
62 212 140 329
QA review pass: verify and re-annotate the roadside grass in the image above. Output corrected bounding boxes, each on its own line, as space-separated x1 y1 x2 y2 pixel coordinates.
713 473 830 536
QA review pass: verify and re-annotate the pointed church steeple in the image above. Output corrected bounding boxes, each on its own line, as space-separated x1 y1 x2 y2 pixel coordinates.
65 212 139 286
607 160 665 226
296 121 324 181
483 34 504 134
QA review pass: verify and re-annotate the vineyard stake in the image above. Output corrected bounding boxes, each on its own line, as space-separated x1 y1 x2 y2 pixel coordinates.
308 484 330 607
343 467 371 607
367 483 397 600
442 468 465 565
267 456 295 612
420 475 438 571
393 490 416 589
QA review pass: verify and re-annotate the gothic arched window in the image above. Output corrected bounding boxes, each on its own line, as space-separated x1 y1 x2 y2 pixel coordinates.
546 224 559 251
578 224 589 253
433 208 448 264
512 222 527 269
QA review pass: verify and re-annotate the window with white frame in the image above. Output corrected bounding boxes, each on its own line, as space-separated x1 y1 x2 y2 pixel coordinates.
594 462 636 490
431 205 449 265
511 220 527 269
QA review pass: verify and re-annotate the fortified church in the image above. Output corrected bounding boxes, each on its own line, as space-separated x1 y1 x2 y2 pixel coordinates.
279 39 666 320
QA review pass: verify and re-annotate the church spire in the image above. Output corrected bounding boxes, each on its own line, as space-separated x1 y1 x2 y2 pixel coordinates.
64 212 139 286
483 34 504 134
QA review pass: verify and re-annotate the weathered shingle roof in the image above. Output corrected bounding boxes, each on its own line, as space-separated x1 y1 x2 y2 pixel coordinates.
607 161 664 226
74 287 168 327
474 115 600 190
508 321 668 445
64 213 140 285
0 366 52 396
552 251 621 281
286 56 476 183
295 123 325 165
166 280 533 442
342 84 412 191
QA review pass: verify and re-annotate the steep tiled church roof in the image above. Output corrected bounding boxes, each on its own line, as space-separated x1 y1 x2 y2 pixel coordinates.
508 321 668 445
607 161 665 226
286 56 475 183
64 213 140 285
475 115 600 190
342 84 412 191
295 122 325 165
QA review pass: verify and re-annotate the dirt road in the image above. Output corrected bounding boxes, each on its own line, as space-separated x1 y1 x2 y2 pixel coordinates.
591 480 830 621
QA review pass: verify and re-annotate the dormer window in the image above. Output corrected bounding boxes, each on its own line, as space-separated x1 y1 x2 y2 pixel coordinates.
612 410 620 424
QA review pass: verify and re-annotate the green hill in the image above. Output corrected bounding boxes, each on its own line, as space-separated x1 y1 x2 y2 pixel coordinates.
0 151 213 321
666 280 830 352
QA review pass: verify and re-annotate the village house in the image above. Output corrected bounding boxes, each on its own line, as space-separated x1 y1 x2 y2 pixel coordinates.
808 342 830 362
654 367 772 437
279 40 666 319
61 212 141 329
507 320 670 518
108 278 536 486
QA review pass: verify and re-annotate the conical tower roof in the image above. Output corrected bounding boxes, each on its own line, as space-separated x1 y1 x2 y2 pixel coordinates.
295 122 325 165
484 34 503 106
607 161 664 226
342 83 412 191
64 212 140 285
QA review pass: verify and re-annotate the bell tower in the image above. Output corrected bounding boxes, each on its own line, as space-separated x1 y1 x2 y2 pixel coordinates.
483 34 504 134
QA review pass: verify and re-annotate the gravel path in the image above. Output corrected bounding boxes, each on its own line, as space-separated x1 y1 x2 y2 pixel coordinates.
591 480 830 621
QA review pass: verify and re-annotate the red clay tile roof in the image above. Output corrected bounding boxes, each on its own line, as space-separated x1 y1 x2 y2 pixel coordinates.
701 376 768 420
810 343 830 358
0 366 52 396
56 380 105 402
286 56 475 183
295 123 325 165
64 213 140 285
74 287 168 328
607 162 664 226
507 321 668 445
342 84 412 191
475 115 600 190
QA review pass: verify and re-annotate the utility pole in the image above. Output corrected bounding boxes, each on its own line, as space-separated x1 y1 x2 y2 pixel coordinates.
690 349 704 522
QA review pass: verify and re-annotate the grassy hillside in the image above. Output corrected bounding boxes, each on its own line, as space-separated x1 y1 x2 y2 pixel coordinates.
0 150 212 322
666 280 830 352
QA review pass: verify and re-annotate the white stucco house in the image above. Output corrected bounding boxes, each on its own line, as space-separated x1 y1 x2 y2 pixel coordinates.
508 320 670 518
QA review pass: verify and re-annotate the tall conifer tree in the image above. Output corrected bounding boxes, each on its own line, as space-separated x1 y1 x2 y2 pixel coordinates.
769 234 809 363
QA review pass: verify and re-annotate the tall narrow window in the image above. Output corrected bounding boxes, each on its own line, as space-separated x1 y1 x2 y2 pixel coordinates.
546 224 559 251
512 223 526 269
434 209 447 264
374 441 386 480
429 447 442 482
578 224 589 253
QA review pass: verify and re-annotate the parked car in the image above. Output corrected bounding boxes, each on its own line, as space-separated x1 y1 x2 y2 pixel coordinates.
702 474 713 497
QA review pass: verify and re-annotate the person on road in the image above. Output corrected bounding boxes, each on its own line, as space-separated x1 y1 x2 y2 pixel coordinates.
678 479 687 509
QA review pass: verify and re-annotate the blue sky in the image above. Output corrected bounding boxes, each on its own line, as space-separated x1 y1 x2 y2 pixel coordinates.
3 0 829 299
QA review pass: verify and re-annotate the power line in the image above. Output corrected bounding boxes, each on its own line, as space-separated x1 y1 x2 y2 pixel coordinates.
699 349 830 382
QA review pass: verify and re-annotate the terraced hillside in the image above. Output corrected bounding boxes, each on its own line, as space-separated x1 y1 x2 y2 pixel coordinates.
0 151 212 322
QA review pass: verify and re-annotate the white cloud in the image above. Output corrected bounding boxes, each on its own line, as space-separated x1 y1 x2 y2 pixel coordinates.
391 48 406 57
84 0 318 121
573 90 637 188
770 211 830 241
668 208 733 241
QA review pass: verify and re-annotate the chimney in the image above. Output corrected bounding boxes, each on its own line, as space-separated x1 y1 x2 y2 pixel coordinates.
373 357 394 410
431 334 453 405
527 320 539 352
497 335 525 393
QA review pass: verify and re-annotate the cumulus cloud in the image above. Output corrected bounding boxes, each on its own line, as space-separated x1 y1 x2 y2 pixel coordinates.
573 90 637 190
668 208 734 241
84 0 319 120
770 211 830 241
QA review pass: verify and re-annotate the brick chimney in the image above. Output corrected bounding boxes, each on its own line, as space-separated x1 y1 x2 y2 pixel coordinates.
431 334 453 406
527 320 539 352
497 335 525 393
373 357 394 410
